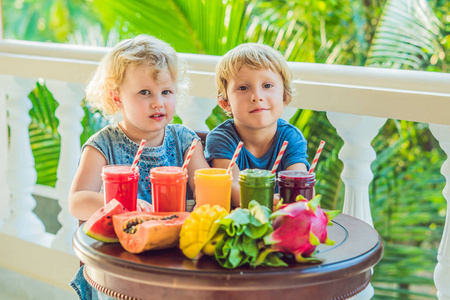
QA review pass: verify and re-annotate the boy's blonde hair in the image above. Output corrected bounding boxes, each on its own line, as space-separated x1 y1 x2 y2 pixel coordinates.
86 34 186 115
216 43 293 106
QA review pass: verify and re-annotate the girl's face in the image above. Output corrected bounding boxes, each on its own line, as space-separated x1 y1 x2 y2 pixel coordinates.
223 66 285 132
113 64 176 144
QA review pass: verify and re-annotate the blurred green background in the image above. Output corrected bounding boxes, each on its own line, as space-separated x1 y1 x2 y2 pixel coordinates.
2 0 449 298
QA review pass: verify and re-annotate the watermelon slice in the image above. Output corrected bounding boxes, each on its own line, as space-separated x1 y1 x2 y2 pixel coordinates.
83 199 128 243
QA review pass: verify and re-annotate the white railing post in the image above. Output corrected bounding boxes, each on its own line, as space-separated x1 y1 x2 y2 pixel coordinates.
176 96 217 131
0 76 46 241
46 80 85 253
0 85 10 226
327 112 387 300
282 106 298 122
326 112 387 226
428 124 450 300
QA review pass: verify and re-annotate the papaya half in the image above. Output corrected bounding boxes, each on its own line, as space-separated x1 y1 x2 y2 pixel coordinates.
112 211 190 254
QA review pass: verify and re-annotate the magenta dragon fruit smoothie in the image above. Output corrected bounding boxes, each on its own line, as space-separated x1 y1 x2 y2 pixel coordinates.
278 171 315 203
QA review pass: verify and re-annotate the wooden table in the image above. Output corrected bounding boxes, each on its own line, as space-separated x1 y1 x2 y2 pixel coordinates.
73 213 383 300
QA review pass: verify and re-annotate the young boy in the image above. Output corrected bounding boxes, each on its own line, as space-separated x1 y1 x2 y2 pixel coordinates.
205 43 310 208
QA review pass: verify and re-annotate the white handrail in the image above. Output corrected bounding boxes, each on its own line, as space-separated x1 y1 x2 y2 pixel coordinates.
0 39 449 124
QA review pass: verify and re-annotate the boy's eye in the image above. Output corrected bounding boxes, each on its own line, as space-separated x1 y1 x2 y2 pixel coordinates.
237 86 248 91
162 90 173 95
263 83 273 88
139 90 151 95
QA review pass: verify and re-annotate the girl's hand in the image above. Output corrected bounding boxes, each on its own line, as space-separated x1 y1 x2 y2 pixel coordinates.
137 199 153 212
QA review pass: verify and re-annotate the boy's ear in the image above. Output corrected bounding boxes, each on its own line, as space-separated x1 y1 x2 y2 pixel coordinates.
110 90 123 108
218 94 232 112
283 93 290 107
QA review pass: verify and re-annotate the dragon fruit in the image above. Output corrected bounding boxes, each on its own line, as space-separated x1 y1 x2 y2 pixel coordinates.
264 195 339 263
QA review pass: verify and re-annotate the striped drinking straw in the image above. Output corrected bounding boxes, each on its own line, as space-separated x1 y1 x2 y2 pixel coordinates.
309 140 325 174
182 139 199 171
271 141 288 174
226 141 244 174
131 139 146 171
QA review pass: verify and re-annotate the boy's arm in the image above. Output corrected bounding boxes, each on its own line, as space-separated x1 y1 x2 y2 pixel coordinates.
69 146 107 221
211 158 241 208
286 162 308 171
186 142 210 198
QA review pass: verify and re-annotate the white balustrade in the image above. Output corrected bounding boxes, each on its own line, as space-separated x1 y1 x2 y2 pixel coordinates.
327 112 387 299
0 76 46 242
0 39 449 299
327 112 387 227
0 85 10 225
429 124 450 300
45 80 85 253
176 96 217 131
281 106 298 122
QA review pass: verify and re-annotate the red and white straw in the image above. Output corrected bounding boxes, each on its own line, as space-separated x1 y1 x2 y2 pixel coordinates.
309 140 325 174
182 139 199 171
271 141 288 174
226 141 244 174
131 139 146 170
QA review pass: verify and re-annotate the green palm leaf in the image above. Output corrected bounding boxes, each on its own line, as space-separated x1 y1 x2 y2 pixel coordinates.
28 83 60 187
91 0 206 53
366 0 443 69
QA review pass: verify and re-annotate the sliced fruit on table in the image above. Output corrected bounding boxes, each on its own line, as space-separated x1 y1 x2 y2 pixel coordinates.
179 204 229 259
113 211 190 254
83 199 128 243
264 195 340 263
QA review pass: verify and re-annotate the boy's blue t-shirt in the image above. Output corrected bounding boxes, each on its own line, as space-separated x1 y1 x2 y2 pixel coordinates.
205 119 310 172
83 122 198 203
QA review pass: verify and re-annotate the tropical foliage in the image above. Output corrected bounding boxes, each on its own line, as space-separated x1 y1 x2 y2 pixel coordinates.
2 0 450 298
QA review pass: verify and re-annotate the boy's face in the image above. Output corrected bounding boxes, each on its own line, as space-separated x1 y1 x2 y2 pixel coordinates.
112 64 176 141
222 66 285 131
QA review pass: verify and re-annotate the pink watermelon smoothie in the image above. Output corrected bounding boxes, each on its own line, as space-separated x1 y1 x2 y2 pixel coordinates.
102 165 139 211
150 166 188 212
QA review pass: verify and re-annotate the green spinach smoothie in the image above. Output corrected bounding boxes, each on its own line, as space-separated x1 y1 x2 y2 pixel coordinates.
239 169 275 210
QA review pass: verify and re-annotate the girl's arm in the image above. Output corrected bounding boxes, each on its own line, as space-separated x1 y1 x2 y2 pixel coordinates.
69 146 107 221
186 142 210 199
211 158 241 208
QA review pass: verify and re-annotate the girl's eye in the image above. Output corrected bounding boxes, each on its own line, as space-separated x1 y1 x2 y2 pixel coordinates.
139 90 150 95
263 83 273 88
237 86 247 91
162 90 173 95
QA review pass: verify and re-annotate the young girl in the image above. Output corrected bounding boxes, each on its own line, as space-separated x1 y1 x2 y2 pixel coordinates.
69 34 209 222
205 43 310 208
70 34 209 299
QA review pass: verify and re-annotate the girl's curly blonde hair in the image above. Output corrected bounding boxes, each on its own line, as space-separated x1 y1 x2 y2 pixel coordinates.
216 43 293 108
85 34 187 116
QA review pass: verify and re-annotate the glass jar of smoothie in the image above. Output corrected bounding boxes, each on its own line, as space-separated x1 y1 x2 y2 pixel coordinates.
102 165 139 211
150 166 188 212
239 169 276 210
278 170 315 203
194 168 232 212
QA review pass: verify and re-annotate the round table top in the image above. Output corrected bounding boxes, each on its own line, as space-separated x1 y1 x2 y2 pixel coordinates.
73 213 383 300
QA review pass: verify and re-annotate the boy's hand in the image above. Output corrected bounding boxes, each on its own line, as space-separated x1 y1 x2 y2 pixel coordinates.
137 199 153 212
273 193 280 211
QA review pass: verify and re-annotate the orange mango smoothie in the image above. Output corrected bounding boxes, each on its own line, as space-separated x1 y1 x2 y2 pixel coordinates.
194 168 232 212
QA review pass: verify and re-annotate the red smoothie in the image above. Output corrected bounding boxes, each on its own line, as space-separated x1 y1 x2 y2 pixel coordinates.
278 171 315 203
150 166 188 212
102 165 139 211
